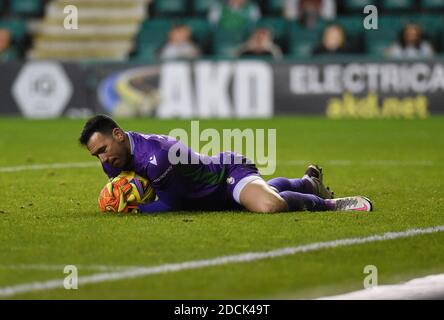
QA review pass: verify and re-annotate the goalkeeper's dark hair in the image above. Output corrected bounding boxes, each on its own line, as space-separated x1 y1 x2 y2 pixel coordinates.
79 114 121 145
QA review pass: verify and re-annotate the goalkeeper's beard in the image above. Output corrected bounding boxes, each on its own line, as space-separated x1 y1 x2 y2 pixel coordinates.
114 137 133 169
116 153 133 170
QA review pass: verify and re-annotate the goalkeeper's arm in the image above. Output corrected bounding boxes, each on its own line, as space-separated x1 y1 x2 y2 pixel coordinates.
138 189 178 213
138 200 173 213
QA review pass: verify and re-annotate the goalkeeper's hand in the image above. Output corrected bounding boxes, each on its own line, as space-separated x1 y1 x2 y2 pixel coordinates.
98 177 139 213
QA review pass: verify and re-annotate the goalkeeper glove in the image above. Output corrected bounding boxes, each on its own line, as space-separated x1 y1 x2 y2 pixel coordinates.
98 177 139 213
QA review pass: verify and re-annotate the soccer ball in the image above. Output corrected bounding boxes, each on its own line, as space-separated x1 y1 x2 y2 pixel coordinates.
112 171 156 205
98 171 156 213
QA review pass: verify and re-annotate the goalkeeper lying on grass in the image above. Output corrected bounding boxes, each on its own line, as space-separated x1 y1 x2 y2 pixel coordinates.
79 115 373 214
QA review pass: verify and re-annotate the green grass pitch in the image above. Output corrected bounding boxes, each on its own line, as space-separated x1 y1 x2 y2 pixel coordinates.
0 116 443 299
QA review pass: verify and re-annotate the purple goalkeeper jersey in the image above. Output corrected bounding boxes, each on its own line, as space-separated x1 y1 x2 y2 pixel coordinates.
101 132 259 213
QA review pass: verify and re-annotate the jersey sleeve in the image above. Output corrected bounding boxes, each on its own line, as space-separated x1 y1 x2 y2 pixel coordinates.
138 200 173 213
142 136 194 188
141 137 189 208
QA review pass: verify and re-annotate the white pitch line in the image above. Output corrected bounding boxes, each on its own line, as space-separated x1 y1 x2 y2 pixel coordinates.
1 225 444 298
0 264 140 272
280 160 434 166
318 273 444 300
0 162 99 172
0 159 434 173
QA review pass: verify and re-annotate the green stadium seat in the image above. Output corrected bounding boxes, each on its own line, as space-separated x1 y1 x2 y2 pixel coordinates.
366 40 395 57
255 18 287 42
399 14 443 48
381 0 416 12
134 41 163 60
422 0 444 10
267 0 284 15
137 19 172 56
0 19 27 42
335 16 365 52
288 29 319 57
336 16 363 36
212 43 239 58
153 0 187 16
365 29 398 56
0 47 18 61
289 19 328 33
180 18 210 52
139 18 174 35
211 29 245 57
404 14 444 34
10 0 43 16
342 0 377 12
193 0 214 15
378 15 404 32
136 28 166 50
181 18 210 43
138 18 211 56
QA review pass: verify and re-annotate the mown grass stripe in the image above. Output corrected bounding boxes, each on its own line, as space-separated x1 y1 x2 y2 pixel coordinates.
1 225 443 298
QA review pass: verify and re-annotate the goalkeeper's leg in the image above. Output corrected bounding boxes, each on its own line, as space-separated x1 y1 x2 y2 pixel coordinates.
239 178 330 212
267 164 334 199
240 179 372 213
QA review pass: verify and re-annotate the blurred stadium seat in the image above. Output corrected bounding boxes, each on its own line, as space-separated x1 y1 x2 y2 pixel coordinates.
342 0 378 13
0 0 441 61
211 28 246 58
422 0 444 10
152 0 188 16
193 0 213 16
0 19 27 42
336 16 365 52
255 17 287 44
29 0 146 60
288 28 320 58
267 0 284 15
365 29 398 57
381 0 416 12
10 0 44 17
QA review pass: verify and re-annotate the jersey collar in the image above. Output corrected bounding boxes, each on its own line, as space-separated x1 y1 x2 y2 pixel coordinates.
126 132 135 155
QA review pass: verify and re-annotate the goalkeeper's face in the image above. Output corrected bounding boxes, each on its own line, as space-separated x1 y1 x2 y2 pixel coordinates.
87 129 131 169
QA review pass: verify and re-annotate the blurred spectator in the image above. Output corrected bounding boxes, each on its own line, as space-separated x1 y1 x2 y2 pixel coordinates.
0 29 17 62
386 24 434 59
159 25 200 60
313 24 351 55
284 0 336 27
208 0 261 31
236 28 283 60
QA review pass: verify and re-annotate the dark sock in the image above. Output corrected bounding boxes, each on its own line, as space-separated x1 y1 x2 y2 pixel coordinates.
268 177 314 194
279 191 328 212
